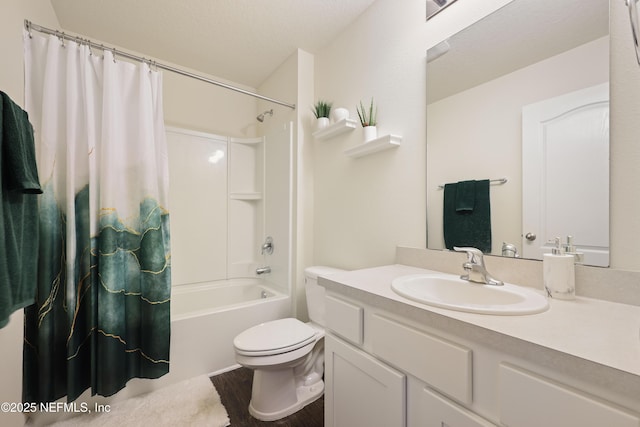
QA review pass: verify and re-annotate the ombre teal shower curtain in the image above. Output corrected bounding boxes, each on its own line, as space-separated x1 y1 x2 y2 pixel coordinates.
22 30 171 403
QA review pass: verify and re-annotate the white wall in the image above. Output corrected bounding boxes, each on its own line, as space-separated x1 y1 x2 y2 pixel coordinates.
163 70 258 138
427 37 608 254
313 0 640 272
313 0 428 270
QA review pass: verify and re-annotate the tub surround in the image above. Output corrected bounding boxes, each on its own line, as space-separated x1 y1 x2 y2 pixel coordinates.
320 248 640 424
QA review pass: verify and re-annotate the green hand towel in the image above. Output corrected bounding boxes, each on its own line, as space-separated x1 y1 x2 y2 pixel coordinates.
0 91 42 329
443 179 491 253
455 180 476 212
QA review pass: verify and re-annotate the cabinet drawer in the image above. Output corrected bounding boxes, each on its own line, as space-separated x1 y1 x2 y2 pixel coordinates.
370 314 472 404
325 295 364 345
499 363 640 427
409 381 496 427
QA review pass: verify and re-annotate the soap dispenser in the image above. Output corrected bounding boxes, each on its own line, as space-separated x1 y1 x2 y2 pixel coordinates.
543 237 576 300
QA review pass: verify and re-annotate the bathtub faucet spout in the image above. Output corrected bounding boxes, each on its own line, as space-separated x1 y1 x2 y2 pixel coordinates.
256 266 271 275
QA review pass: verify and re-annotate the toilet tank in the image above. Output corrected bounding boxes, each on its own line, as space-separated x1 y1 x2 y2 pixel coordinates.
304 266 346 326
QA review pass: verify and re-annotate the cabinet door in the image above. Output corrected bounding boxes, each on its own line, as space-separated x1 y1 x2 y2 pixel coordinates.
499 364 640 427
325 334 406 427
409 380 496 427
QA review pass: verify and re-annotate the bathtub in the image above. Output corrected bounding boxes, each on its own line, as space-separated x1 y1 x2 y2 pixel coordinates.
168 278 291 378
28 278 291 426
171 278 286 320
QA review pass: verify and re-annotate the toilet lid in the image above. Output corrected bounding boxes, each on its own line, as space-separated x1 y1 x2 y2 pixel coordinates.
234 318 317 355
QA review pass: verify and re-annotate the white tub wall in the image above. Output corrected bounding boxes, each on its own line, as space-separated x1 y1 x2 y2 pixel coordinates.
167 129 229 285
261 124 293 295
168 126 271 284
258 49 314 317
228 138 266 278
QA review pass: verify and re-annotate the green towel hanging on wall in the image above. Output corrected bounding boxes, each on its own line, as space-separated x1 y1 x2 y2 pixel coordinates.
443 179 491 253
0 91 43 329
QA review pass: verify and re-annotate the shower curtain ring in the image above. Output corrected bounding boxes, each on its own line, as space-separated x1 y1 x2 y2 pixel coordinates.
55 30 66 47
25 20 33 38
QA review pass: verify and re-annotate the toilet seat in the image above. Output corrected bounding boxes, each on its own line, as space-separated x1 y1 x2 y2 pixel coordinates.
234 318 318 357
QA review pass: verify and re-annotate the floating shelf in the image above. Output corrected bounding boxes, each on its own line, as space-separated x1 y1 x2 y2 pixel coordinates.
313 118 358 140
229 192 263 200
344 134 402 158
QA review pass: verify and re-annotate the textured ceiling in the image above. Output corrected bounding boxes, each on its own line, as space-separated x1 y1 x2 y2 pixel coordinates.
49 0 377 88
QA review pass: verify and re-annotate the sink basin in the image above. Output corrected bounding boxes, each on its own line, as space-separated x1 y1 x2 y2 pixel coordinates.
391 273 549 315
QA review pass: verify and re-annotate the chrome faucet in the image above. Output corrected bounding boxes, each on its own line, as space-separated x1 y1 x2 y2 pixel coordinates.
453 247 503 286
256 266 271 275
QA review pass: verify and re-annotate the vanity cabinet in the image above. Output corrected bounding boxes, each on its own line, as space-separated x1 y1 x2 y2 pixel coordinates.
370 314 472 405
325 335 405 427
323 291 640 427
324 293 492 427
408 380 496 427
498 364 640 427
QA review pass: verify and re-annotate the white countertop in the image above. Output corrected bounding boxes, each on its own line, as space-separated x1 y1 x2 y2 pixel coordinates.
321 264 640 378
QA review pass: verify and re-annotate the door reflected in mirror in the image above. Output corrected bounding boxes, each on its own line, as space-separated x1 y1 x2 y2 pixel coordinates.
426 0 609 267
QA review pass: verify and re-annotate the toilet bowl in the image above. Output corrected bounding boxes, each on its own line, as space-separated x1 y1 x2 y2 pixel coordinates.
233 266 345 421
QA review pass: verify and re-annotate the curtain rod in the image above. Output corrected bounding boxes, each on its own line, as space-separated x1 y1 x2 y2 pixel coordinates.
24 20 296 110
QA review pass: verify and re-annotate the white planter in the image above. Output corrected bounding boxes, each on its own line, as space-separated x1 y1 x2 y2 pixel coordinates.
363 125 378 143
315 117 330 131
331 107 349 123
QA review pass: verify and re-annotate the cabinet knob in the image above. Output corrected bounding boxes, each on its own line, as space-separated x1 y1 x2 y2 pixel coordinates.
525 232 537 241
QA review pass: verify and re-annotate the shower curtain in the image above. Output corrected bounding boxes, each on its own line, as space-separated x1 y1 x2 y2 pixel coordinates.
22 31 171 403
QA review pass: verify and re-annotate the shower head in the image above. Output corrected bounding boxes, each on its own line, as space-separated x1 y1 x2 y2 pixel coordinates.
257 109 273 122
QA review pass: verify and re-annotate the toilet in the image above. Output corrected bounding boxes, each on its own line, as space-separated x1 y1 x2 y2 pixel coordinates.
233 266 345 421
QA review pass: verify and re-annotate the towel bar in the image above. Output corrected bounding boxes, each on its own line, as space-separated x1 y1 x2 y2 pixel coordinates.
437 177 507 190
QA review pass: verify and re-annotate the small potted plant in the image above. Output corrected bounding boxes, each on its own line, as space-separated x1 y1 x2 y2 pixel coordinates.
312 100 332 131
357 98 377 142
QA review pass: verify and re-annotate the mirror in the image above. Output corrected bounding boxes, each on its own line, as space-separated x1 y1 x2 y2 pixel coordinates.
426 0 610 266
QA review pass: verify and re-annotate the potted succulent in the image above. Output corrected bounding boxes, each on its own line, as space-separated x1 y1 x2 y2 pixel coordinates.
312 100 332 131
357 98 377 142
